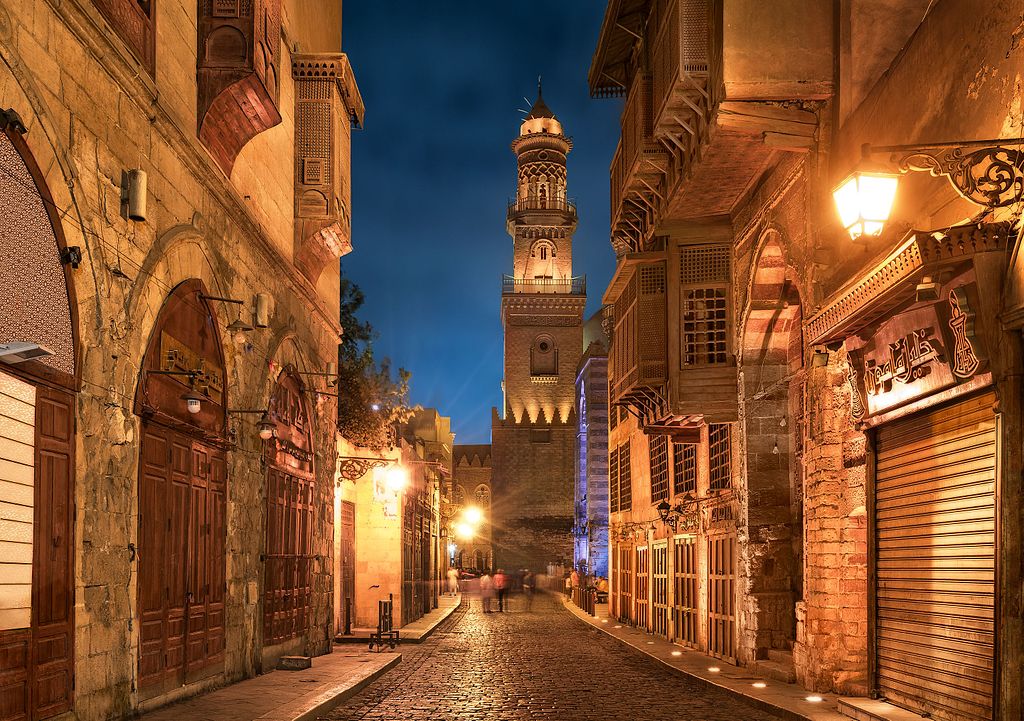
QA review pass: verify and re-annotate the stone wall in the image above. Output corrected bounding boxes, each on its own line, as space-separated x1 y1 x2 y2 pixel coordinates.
491 409 576 572
0 0 354 717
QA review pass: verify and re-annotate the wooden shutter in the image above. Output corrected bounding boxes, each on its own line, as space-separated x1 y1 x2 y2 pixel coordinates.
874 392 996 721
637 263 667 384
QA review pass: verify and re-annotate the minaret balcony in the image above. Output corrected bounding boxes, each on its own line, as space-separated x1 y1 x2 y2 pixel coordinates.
502 275 586 296
506 197 577 224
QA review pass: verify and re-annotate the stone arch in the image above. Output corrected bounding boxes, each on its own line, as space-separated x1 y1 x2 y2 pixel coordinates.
0 45 104 349
737 228 804 663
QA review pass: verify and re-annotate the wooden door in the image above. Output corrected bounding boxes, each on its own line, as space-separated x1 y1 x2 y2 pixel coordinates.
263 469 313 646
635 546 649 630
708 533 736 661
339 501 355 633
874 393 996 721
138 424 225 694
651 542 668 637
672 535 698 647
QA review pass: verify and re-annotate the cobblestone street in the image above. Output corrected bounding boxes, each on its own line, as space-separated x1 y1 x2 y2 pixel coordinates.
322 593 782 721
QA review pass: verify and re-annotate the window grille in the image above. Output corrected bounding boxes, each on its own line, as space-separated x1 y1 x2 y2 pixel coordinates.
610 402 619 431
609 446 620 513
680 244 730 367
682 287 728 365
673 442 697 494
619 441 632 511
649 435 669 502
680 244 729 284
708 423 731 491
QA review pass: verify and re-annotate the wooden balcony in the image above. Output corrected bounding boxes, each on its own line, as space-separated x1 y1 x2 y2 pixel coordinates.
610 75 668 255
671 365 737 422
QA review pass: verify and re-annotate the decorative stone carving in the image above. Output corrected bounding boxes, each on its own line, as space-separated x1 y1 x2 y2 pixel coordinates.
92 0 156 72
291 53 364 283
197 0 283 175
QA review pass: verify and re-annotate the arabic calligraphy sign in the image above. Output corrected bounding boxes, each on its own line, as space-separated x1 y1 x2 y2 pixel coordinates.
847 280 985 419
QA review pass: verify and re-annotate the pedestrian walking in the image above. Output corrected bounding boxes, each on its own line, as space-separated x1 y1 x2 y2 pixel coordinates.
522 569 535 611
493 568 508 612
479 570 494 613
446 567 460 596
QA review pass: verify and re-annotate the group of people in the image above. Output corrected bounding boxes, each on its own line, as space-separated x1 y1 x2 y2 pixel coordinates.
444 566 536 612
478 568 536 612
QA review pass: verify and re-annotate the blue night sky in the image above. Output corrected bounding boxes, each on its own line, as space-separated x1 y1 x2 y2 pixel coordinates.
341 3 621 444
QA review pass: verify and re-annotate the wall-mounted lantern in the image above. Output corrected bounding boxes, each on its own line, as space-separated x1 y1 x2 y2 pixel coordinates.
200 294 254 347
228 408 275 439
833 138 1024 240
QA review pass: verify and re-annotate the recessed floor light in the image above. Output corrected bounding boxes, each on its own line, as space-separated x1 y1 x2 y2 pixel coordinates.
647 641 655 644
614 625 622 628
752 682 767 689
806 695 823 703
601 619 608 623
708 666 720 673
671 651 682 656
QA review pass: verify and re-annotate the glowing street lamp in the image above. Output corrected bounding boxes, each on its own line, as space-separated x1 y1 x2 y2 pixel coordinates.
454 522 475 541
383 465 410 493
461 505 483 526
832 169 899 240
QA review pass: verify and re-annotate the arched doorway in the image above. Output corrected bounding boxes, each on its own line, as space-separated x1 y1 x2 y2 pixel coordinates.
0 122 77 720
134 280 228 697
739 233 803 662
262 370 315 650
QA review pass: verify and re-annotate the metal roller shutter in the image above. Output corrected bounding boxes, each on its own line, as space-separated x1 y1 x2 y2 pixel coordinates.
874 392 996 721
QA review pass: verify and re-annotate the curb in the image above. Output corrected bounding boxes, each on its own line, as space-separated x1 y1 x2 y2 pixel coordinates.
559 597 844 721
334 597 463 646
286 653 402 721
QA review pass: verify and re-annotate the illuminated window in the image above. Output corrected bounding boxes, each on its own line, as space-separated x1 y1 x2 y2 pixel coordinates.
649 435 669 502
708 424 731 491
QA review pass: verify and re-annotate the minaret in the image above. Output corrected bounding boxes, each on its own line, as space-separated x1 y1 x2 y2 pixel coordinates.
500 85 586 424
491 85 584 571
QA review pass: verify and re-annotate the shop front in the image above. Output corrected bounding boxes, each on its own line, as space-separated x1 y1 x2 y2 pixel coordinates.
806 223 1016 721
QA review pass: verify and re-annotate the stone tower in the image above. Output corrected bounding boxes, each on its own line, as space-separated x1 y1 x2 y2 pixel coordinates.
491 86 586 571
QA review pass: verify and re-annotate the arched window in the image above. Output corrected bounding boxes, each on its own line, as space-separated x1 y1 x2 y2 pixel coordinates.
531 334 557 376
540 246 547 261
475 485 490 507
453 484 466 507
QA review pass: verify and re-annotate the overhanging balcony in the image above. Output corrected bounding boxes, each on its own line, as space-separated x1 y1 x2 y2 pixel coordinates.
502 275 586 296
611 74 669 255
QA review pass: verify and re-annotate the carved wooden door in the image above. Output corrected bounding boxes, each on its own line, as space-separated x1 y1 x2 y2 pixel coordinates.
339 501 355 633
138 423 225 694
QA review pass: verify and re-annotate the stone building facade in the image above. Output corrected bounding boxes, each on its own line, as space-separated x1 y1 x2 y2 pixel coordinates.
490 89 585 572
574 312 610 578
590 1 1022 720
0 1 361 719
451 445 493 571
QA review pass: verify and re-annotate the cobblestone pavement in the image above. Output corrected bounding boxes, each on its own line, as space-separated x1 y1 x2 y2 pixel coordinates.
321 593 783 721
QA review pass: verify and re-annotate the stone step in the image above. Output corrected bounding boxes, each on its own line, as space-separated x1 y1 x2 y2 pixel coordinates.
276 655 312 671
838 698 931 721
750 658 796 684
767 648 794 665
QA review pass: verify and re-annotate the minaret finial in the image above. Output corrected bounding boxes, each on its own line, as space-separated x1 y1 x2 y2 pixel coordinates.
538 75 543 98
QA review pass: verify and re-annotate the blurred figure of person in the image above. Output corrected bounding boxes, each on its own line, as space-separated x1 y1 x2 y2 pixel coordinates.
522 569 535 611
479 570 494 613
446 567 460 596
563 572 572 597
494 569 508 612
570 567 580 593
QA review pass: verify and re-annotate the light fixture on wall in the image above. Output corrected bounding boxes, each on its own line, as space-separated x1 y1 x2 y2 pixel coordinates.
199 294 255 347
181 388 205 415
295 363 339 388
833 138 1024 240
0 341 54 364
122 169 148 222
228 408 275 439
147 367 212 414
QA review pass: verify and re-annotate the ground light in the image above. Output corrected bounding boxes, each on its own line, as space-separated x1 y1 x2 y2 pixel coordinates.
806 696 823 703
752 682 767 689
671 651 682 656
707 666 720 673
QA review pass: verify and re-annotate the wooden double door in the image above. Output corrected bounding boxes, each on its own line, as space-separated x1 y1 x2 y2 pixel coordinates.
137 423 226 695
263 467 314 647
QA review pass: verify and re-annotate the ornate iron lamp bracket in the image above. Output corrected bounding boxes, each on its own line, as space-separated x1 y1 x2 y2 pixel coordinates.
336 456 395 482
866 138 1024 209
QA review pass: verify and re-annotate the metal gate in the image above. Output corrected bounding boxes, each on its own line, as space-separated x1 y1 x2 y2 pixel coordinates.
635 546 649 631
652 541 668 637
339 501 355 634
673 534 698 647
708 533 736 661
874 392 996 721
